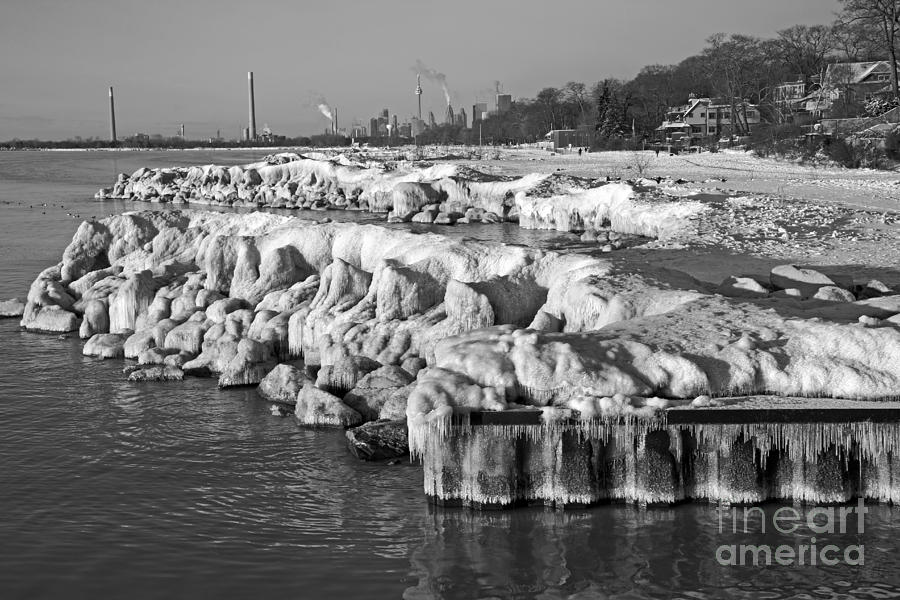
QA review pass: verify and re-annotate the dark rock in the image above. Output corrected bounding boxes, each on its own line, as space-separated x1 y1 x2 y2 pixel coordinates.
345 420 409 461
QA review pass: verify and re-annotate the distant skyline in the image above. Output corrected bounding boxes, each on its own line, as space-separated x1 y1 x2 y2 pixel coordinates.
1 0 841 140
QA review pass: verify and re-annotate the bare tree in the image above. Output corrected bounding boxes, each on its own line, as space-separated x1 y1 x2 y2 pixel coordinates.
774 25 836 78
702 34 772 134
563 81 589 126
838 0 900 104
535 87 562 132
832 17 885 60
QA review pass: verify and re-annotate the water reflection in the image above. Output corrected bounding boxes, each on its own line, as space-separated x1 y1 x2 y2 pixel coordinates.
405 503 900 600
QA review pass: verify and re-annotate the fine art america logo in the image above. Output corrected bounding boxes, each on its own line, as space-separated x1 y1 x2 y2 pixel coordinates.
715 500 866 566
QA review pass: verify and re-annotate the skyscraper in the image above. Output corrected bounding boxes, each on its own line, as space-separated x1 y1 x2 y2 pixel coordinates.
497 94 512 113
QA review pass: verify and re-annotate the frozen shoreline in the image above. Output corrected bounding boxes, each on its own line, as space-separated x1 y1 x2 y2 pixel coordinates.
10 149 900 507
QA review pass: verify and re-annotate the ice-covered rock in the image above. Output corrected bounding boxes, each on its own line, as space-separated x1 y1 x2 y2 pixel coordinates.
342 365 415 422
716 276 769 298
295 384 363 427
137 347 178 365
123 329 156 359
0 297 26 318
164 320 208 354
83 332 131 359
79 299 109 339
108 270 156 333
770 265 851 297
127 365 185 382
21 305 79 333
378 383 415 420
813 286 856 303
315 355 382 395
516 183 705 239
256 363 312 405
217 338 275 387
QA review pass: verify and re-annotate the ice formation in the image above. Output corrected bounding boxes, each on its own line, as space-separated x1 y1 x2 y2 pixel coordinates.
17 197 900 507
416 408 900 507
93 153 705 240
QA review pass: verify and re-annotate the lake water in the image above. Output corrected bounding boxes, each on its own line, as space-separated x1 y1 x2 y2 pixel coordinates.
2 150 900 599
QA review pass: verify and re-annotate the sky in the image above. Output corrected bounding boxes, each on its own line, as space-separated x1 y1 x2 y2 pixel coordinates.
0 0 842 140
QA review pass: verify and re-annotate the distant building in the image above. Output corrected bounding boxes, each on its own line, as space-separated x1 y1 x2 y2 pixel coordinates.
351 124 367 138
472 102 488 122
126 133 151 145
546 129 593 150
428 111 437 128
772 76 820 123
369 118 379 138
445 104 455 125
799 61 893 117
496 94 511 113
411 117 426 136
656 95 761 143
456 107 468 129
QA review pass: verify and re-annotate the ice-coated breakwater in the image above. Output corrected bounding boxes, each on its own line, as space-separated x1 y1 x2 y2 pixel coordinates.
94 152 704 241
417 406 900 508
14 153 900 508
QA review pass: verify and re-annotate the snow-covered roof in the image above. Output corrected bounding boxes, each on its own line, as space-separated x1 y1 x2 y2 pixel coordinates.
824 61 891 85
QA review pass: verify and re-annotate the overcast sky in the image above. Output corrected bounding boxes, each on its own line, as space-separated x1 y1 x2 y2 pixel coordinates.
0 0 841 140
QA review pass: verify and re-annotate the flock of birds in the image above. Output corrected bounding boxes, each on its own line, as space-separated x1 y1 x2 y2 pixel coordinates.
2 199 105 220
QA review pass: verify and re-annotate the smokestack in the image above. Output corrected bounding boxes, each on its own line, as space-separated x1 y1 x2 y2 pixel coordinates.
334 107 338 135
415 74 423 120
247 71 256 141
108 86 117 143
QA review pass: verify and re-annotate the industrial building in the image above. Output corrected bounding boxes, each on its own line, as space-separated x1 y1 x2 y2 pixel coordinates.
546 129 593 150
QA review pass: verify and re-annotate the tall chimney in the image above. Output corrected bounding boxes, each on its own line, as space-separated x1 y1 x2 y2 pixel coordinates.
334 107 338 135
247 71 256 141
415 74 423 120
108 86 117 143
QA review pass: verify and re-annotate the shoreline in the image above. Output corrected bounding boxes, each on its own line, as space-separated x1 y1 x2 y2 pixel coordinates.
10 150 900 508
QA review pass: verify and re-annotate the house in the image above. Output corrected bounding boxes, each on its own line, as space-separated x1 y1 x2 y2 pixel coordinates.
656 94 761 144
799 61 894 117
545 129 593 150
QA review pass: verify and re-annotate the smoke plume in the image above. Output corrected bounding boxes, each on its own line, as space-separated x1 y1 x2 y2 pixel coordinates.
317 103 334 121
413 60 450 106
305 92 334 121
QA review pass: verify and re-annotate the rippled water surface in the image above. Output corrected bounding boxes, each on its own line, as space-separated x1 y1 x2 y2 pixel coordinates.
2 150 900 599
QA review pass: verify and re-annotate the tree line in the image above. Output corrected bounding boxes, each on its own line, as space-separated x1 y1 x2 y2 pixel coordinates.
428 0 900 147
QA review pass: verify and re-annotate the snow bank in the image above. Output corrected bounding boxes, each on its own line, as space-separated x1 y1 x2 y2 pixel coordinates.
515 183 706 240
